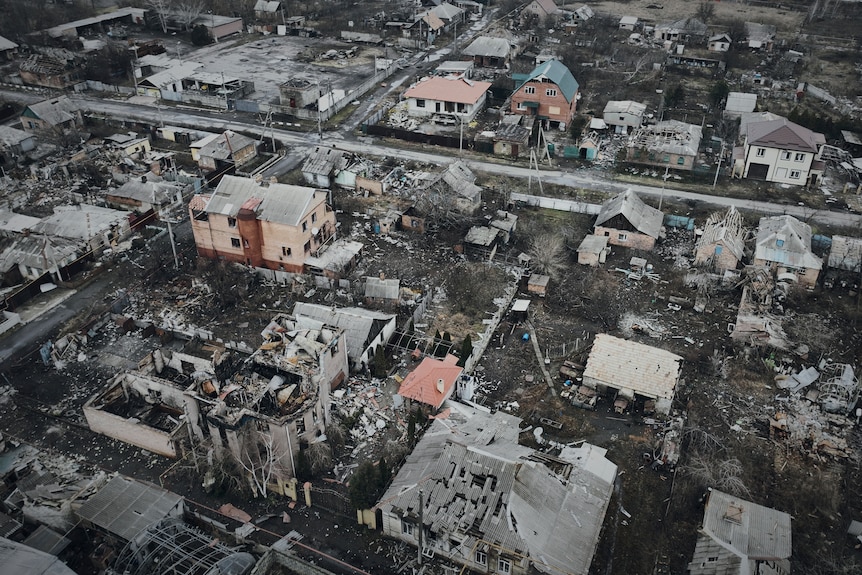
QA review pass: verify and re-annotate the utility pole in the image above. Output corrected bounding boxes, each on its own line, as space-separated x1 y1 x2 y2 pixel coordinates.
659 164 669 211
712 140 725 188
221 71 228 110
316 80 323 142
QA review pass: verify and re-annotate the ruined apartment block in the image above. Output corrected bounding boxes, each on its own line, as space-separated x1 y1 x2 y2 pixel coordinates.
84 314 347 495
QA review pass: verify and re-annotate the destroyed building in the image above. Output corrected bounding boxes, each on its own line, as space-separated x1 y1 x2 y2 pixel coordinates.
192 131 258 172
377 408 616 575
687 489 791 575
189 175 337 273
730 266 792 350
626 120 703 171
301 146 348 188
582 334 683 415
18 49 85 89
826 235 862 277
84 314 347 494
694 206 746 273
415 160 482 217
292 302 396 373
594 189 663 251
753 215 822 288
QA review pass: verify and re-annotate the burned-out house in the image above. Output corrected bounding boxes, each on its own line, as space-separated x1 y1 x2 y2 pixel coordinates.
687 489 791 575
84 314 347 495
594 189 663 251
626 120 702 171
753 215 822 288
694 206 746 272
826 235 862 286
377 408 616 575
582 334 683 415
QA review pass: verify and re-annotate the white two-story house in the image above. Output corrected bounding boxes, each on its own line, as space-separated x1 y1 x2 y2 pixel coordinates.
734 116 825 187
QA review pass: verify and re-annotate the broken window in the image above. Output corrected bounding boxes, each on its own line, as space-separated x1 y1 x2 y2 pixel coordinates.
780 151 791 160
304 240 311 253
231 238 241 248
401 520 415 536
794 152 805 161
228 217 237 227
243 238 250 249
296 417 306 434
677 156 685 165
790 170 801 179
618 233 628 241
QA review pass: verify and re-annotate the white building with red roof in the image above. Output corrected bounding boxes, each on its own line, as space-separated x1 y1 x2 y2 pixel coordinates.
398 354 463 411
402 76 492 123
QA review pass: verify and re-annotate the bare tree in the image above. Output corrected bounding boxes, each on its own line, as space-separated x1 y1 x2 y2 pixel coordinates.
176 0 205 30
695 1 715 24
528 233 568 281
234 423 288 498
682 454 751 498
147 0 173 33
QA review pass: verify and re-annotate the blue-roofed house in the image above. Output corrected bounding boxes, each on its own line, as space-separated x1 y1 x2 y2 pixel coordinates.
510 59 578 127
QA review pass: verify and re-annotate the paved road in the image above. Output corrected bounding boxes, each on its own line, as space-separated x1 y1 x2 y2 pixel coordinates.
40 92 858 229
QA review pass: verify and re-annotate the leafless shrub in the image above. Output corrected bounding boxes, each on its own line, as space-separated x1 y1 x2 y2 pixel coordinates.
383 439 409 465
528 233 568 282
683 425 725 453
682 454 751 499
305 442 333 476
709 350 729 380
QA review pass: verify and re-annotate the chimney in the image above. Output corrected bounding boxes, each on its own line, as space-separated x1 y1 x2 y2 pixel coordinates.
379 271 385 281
436 378 444 393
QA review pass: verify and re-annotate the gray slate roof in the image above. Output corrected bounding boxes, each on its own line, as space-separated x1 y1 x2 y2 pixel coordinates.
31 205 130 242
754 215 822 270
462 36 510 58
0 537 76 575
24 97 78 126
0 125 32 147
364 276 400 300
595 189 663 239
583 333 682 399
689 489 791 575
293 302 395 363
198 131 256 161
302 146 348 176
205 175 322 226
378 409 616 575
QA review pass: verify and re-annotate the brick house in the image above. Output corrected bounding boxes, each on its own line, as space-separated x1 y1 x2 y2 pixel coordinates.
694 206 746 272
594 189 663 251
510 59 578 127
189 175 336 272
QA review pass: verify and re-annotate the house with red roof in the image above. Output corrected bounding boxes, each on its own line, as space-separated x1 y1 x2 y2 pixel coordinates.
733 115 826 187
402 76 492 123
398 354 463 411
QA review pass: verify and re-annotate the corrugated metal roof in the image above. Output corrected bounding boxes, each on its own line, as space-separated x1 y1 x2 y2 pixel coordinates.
701 489 792 561
109 179 182 205
0 210 40 233
205 175 320 226
462 36 510 58
595 189 663 239
583 334 682 399
515 59 578 103
754 215 822 270
746 117 825 153
303 239 363 273
76 475 182 541
365 276 400 300
725 92 757 114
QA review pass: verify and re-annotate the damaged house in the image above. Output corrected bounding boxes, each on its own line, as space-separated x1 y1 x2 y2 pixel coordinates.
753 215 822 289
189 175 337 273
18 48 85 89
292 302 397 373
730 266 792 350
301 146 348 188
19 97 82 133
415 160 483 217
694 206 746 272
191 130 258 173
687 489 791 575
594 189 663 251
377 408 616 575
84 314 348 495
626 120 702 171
582 334 683 415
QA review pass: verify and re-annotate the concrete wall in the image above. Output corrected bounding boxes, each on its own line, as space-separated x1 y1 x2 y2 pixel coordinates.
355 175 384 195
83 405 179 458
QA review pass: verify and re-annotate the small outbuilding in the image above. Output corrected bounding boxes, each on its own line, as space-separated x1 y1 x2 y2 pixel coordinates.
577 234 610 266
527 273 550 297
